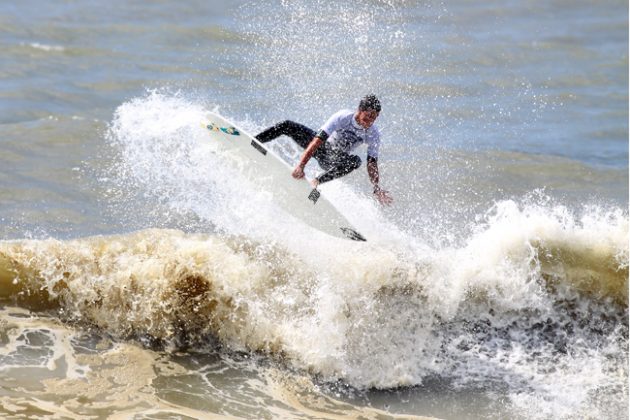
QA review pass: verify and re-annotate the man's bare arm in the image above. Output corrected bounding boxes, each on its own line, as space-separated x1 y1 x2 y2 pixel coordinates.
367 157 393 205
292 136 324 179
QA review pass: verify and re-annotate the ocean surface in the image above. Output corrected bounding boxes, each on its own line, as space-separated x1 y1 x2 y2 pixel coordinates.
0 0 628 419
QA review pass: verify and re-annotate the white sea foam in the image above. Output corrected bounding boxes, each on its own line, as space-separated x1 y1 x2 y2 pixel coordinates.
26 42 65 52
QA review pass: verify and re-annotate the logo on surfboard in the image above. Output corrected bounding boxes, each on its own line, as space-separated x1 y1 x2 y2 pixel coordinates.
206 122 240 136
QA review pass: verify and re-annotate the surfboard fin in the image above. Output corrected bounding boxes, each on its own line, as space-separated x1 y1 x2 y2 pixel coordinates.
308 188 321 204
250 140 267 155
340 227 367 242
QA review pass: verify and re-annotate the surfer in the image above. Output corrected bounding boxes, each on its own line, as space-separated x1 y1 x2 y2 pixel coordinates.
255 95 393 205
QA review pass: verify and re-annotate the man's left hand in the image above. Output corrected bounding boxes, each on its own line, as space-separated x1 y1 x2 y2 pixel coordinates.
374 189 393 206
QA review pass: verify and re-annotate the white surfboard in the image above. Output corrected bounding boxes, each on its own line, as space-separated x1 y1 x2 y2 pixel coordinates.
201 112 366 241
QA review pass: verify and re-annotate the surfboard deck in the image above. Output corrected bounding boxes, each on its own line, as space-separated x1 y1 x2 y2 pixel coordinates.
201 112 366 241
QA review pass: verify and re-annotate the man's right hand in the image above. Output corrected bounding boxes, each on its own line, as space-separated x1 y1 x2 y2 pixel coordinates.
292 165 305 179
293 137 323 180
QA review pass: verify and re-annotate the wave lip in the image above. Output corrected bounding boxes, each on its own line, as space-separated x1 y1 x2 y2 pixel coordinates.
461 200 628 307
0 230 262 347
1 200 627 353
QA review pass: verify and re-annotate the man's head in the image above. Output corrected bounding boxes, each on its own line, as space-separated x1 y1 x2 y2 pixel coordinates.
356 94 381 129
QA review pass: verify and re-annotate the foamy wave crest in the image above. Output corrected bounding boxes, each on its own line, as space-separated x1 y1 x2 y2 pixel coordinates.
0 200 626 390
0 229 323 359
457 197 628 307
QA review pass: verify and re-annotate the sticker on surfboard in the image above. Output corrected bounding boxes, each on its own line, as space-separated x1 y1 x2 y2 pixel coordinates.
206 123 240 136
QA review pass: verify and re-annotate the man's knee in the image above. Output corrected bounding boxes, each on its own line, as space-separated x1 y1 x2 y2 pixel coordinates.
277 120 294 130
256 120 303 144
348 155 362 170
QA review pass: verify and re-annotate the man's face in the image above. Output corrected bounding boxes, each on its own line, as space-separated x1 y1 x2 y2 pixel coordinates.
356 109 379 129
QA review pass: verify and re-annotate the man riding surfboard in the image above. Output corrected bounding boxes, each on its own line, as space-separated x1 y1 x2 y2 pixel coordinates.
255 95 393 205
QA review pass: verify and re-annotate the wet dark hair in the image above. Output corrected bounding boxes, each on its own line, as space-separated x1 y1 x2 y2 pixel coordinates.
358 94 381 113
